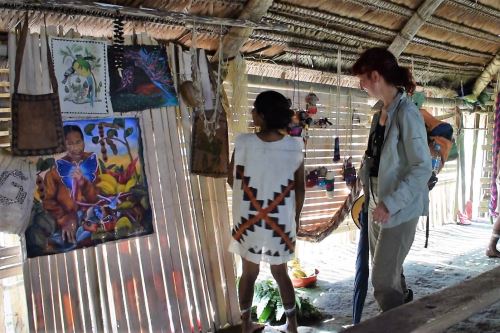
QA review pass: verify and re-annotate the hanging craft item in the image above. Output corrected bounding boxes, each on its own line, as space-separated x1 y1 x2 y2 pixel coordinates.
25 117 153 258
179 26 201 109
289 111 303 137
306 169 319 188
316 166 328 188
0 150 36 235
289 110 312 138
313 117 332 128
11 14 65 156
50 36 113 118
325 171 335 198
342 157 357 188
333 49 342 162
108 44 178 112
305 92 318 115
111 15 125 72
333 137 340 162
189 41 229 178
342 92 357 188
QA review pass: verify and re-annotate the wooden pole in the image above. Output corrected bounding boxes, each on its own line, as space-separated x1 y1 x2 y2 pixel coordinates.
388 0 445 57
469 113 480 202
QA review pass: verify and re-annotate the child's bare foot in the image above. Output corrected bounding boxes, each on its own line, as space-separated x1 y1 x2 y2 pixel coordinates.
486 248 500 258
273 308 298 333
241 320 264 333
272 321 298 333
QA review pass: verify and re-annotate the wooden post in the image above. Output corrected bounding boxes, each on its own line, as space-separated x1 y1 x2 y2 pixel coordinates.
469 113 480 202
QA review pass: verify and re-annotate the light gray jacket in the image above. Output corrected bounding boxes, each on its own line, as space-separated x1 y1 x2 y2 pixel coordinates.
360 91 432 229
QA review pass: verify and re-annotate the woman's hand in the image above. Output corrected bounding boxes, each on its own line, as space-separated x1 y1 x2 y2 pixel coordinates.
372 202 390 224
72 167 85 186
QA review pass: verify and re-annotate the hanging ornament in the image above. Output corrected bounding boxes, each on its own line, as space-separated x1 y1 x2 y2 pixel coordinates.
305 92 319 115
333 137 340 162
306 169 319 187
333 48 342 162
342 157 357 188
325 171 335 198
112 14 125 72
313 117 332 128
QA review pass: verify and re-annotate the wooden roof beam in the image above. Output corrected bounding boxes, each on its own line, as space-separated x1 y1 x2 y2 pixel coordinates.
472 53 500 98
388 0 445 57
211 0 274 63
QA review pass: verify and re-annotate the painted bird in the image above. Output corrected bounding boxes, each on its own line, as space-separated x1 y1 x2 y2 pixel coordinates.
63 55 97 107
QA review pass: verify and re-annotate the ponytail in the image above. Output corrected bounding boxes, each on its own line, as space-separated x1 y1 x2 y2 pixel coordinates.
352 48 416 94
396 66 416 95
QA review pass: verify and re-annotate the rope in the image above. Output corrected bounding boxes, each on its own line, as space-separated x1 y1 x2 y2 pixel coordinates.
336 48 341 137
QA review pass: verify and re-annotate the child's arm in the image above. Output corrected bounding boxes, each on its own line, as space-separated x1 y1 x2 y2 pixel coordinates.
227 151 235 189
294 161 305 232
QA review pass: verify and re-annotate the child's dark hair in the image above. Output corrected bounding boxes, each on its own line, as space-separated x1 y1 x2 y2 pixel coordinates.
254 91 294 130
63 125 84 140
351 48 416 94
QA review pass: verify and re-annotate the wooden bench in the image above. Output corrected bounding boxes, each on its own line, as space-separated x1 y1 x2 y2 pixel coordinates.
344 266 500 333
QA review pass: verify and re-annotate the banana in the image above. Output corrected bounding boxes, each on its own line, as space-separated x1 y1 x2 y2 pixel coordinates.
98 174 118 188
292 270 307 278
118 201 134 210
96 181 116 195
115 217 132 231
124 177 137 192
117 184 126 193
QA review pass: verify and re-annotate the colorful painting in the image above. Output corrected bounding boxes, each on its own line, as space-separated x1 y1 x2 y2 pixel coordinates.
109 45 178 112
25 117 152 258
50 37 113 117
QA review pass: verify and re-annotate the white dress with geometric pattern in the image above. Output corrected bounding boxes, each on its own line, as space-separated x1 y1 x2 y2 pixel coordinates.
228 133 304 265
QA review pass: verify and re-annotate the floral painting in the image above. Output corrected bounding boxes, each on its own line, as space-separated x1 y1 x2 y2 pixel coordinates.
109 45 178 112
50 37 113 117
25 117 152 257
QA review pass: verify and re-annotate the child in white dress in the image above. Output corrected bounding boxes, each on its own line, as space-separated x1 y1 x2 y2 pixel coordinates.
228 91 305 333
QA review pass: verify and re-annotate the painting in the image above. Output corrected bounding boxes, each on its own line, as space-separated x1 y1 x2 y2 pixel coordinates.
108 45 178 112
50 37 113 117
25 117 153 258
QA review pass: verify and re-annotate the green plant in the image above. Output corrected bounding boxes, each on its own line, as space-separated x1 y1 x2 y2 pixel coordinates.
251 279 322 325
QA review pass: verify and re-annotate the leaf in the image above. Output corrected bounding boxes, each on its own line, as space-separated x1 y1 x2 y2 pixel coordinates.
256 292 272 319
98 158 107 172
36 158 44 172
124 127 134 138
45 158 55 169
107 129 118 138
84 123 95 135
91 136 100 144
258 305 273 323
275 297 285 322
113 118 126 128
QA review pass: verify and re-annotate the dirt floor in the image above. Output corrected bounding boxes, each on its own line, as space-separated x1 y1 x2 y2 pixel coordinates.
250 219 500 333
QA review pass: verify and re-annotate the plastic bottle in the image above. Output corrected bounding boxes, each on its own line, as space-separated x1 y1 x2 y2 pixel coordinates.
431 143 441 173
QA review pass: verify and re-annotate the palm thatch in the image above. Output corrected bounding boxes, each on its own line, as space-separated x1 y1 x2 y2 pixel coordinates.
0 0 498 90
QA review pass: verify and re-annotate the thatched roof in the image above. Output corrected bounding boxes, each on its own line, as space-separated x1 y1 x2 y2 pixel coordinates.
0 0 499 90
